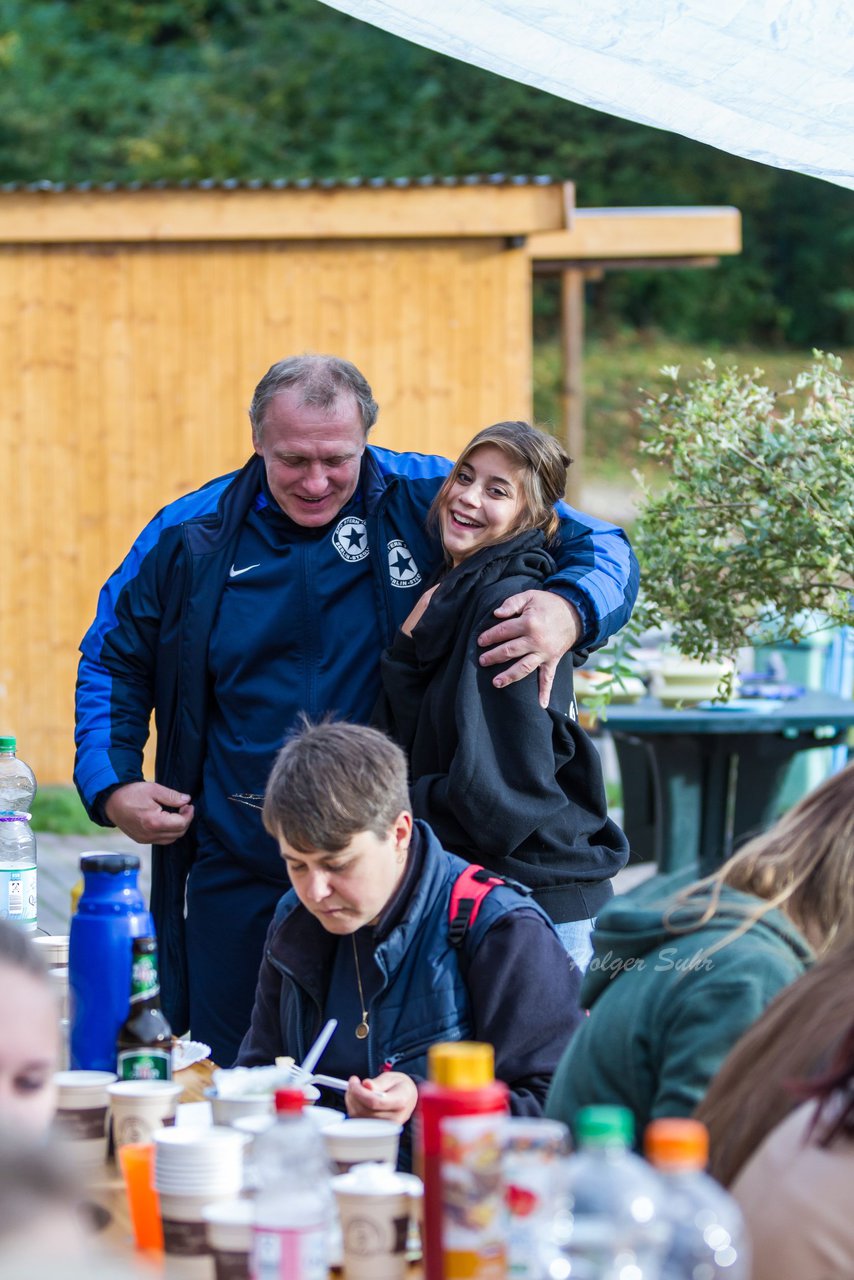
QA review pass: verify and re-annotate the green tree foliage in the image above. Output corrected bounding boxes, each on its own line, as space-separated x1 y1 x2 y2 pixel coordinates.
631 352 854 663
0 0 851 346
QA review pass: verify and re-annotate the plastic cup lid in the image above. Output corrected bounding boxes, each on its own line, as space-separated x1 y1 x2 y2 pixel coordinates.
108 1080 183 1099
54 1070 118 1090
154 1126 247 1148
332 1163 422 1196
202 1200 253 1225
323 1119 402 1137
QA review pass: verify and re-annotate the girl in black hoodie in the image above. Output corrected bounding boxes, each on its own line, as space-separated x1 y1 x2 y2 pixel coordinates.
374 421 628 969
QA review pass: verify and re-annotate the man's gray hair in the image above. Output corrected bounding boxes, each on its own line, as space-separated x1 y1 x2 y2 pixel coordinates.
249 355 379 442
263 719 410 853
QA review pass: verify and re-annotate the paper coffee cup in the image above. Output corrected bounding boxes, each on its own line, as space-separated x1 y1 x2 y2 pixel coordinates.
322 1119 402 1173
108 1080 184 1149
161 1191 237 1258
333 1163 423 1280
32 934 69 968
53 1070 116 1172
203 1199 253 1280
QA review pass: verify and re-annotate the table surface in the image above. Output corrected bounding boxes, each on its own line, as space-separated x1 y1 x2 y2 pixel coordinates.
603 688 854 735
89 1060 423 1279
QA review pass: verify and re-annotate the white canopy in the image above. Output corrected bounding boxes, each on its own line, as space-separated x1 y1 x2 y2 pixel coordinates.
318 0 854 190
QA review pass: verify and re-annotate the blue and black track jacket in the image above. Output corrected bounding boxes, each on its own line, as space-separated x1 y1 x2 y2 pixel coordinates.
74 445 638 1030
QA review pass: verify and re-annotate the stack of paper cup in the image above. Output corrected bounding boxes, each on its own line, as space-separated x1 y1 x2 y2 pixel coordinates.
154 1127 248 1259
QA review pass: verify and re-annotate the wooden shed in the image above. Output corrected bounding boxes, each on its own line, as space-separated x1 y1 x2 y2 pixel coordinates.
0 177 739 782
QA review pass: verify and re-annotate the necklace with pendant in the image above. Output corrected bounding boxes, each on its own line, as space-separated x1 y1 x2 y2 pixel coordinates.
352 934 370 1039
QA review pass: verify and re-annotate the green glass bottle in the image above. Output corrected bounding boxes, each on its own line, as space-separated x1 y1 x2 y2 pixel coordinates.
116 936 173 1080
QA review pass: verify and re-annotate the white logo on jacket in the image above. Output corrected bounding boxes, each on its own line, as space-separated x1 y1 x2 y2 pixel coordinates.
387 539 421 588
332 517 370 563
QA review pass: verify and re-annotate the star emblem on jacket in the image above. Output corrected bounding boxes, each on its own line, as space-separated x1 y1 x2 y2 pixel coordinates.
332 516 370 563
387 538 421 588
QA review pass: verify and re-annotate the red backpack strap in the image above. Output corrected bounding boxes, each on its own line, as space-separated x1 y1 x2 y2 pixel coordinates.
448 865 509 948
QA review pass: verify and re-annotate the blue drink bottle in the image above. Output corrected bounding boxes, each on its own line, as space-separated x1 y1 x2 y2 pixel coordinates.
69 853 155 1071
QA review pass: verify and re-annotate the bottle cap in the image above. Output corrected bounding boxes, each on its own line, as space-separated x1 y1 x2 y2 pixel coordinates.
644 1118 709 1168
274 1088 307 1113
79 852 141 874
0 737 16 752
575 1105 635 1148
428 1041 494 1088
132 935 158 954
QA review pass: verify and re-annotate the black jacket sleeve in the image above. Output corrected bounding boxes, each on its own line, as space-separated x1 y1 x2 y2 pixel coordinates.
466 909 583 1114
373 630 428 752
410 602 579 860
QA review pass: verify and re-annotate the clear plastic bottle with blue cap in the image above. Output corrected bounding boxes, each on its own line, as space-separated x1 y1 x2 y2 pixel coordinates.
0 736 38 930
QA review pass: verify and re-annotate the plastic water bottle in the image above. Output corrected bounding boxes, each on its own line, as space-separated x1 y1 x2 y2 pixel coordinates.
251 1087 333 1280
0 738 38 931
540 1105 670 1280
0 736 37 812
645 1118 750 1279
0 812 37 931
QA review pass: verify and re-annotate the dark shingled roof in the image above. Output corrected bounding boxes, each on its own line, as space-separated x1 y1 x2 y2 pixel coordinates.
0 173 558 194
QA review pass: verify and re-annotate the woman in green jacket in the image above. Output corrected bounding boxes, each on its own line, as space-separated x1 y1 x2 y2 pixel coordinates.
545 761 854 1136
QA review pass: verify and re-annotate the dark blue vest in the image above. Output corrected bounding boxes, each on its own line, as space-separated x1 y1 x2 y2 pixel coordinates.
264 823 547 1083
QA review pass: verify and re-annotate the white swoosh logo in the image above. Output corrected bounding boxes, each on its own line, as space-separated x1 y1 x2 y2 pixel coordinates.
229 563 261 578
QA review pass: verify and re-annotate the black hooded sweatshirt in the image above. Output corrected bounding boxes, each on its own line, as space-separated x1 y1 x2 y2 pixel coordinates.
374 530 629 923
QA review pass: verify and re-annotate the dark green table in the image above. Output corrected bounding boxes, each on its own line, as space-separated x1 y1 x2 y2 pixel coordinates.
604 691 854 874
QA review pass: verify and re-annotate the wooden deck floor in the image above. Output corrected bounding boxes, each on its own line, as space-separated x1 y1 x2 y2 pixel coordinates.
36 831 149 937
34 815 649 939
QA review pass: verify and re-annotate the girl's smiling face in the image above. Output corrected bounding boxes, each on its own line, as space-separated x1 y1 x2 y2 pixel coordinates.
439 444 527 566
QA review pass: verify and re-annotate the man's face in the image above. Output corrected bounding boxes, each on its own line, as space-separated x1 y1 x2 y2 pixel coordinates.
277 813 412 934
254 388 367 527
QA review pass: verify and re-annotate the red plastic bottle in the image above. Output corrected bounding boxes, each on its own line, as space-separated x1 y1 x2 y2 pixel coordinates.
416 1041 509 1280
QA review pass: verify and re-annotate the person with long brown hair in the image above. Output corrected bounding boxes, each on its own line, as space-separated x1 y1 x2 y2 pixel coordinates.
544 761 854 1134
374 421 629 969
731 994 854 1279
697 933 854 1187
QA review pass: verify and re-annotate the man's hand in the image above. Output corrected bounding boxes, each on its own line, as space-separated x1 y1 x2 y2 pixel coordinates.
345 1072 418 1125
478 590 582 708
104 781 194 846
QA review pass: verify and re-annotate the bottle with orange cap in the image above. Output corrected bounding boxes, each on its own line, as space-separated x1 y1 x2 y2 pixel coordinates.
415 1041 509 1280
645 1117 750 1279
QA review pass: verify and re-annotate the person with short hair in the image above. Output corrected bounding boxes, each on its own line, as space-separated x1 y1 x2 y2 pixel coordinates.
375 421 629 970
74 354 638 1064
237 720 581 1147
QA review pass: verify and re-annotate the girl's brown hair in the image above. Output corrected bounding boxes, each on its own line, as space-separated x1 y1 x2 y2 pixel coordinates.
697 936 854 1185
429 421 571 552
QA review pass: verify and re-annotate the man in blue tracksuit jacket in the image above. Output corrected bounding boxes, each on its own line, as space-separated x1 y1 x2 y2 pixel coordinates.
74 354 638 1065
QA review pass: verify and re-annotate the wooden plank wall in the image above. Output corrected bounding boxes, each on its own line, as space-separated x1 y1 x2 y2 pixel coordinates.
0 237 532 782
